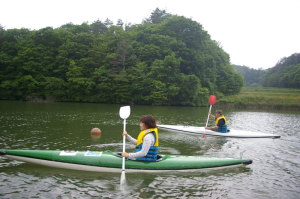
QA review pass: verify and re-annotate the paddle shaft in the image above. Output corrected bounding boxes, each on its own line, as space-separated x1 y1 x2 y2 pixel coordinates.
122 119 126 171
205 105 212 127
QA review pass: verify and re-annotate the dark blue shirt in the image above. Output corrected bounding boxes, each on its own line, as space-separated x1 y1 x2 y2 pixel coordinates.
216 118 225 127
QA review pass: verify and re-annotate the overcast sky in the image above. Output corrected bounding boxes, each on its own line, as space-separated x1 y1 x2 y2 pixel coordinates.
1 0 299 69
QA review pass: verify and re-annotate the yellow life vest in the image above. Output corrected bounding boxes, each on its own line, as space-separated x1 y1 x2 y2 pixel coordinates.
136 128 159 161
136 128 159 147
215 115 228 133
215 115 227 125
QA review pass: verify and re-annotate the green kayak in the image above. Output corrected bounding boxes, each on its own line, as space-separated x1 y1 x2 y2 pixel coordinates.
0 149 252 173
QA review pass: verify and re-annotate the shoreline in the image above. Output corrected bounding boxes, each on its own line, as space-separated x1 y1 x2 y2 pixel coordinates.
214 87 300 111
2 87 300 111
213 104 300 111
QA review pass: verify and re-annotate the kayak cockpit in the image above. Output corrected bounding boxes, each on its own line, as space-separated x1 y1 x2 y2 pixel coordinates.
114 153 164 162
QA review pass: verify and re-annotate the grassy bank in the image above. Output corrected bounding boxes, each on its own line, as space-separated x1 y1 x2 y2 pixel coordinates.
215 87 300 110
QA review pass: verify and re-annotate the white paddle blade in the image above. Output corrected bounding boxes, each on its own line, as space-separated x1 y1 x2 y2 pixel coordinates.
119 106 130 119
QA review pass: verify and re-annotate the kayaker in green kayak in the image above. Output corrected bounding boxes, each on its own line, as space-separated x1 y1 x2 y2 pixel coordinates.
205 110 228 133
122 115 159 161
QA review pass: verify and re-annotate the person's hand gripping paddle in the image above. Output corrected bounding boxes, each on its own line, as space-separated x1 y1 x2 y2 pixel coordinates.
119 106 130 186
204 95 216 138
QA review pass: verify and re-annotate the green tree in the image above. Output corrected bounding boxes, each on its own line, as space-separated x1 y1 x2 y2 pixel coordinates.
261 53 300 88
90 20 108 37
234 65 267 87
0 10 245 105
92 65 113 103
143 8 169 24
66 60 95 101
147 53 181 105
117 19 124 27
128 61 152 104
104 18 113 28
42 77 67 100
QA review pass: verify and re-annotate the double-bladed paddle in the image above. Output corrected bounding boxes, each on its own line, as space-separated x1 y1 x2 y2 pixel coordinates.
119 105 130 185
204 95 216 138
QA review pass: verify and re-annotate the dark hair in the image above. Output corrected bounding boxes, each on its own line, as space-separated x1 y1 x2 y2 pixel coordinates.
139 115 157 128
216 110 223 115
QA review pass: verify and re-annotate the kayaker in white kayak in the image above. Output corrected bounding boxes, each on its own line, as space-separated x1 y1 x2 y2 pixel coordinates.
205 110 228 133
121 115 159 161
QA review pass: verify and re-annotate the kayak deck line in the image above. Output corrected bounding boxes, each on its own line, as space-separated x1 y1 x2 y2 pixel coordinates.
0 150 253 173
158 125 281 138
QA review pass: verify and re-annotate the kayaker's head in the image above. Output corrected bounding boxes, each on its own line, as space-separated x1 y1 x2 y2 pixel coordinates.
139 115 157 131
91 128 101 135
216 110 223 117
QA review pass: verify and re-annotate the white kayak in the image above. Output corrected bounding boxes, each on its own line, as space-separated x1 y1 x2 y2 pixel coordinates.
157 125 281 138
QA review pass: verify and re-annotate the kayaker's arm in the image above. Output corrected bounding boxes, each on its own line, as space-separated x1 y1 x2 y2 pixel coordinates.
205 126 218 131
122 131 138 158
208 112 216 119
128 133 154 159
205 112 217 130
123 131 137 144
205 118 225 131
121 132 154 159
126 135 137 145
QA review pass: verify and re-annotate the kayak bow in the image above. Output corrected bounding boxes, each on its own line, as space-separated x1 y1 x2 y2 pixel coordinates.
0 149 252 173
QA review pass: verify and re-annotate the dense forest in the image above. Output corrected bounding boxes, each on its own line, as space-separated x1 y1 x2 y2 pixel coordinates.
233 53 300 88
233 65 267 87
261 53 300 88
0 8 244 106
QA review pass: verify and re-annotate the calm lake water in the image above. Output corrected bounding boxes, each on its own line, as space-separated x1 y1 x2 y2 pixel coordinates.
0 100 300 198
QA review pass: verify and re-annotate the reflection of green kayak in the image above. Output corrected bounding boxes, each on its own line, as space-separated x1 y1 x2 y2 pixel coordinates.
0 149 252 173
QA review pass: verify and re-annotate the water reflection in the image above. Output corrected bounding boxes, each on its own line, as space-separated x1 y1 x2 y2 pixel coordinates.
91 134 101 141
0 160 252 198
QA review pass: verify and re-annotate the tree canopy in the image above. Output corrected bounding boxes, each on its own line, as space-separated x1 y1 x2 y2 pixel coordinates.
261 53 300 88
234 65 267 87
0 8 244 106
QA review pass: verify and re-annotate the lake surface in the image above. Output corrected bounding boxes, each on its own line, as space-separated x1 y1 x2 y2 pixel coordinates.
0 100 299 198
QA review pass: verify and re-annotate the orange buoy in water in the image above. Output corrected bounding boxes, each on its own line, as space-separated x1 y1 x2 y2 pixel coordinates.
91 128 101 135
